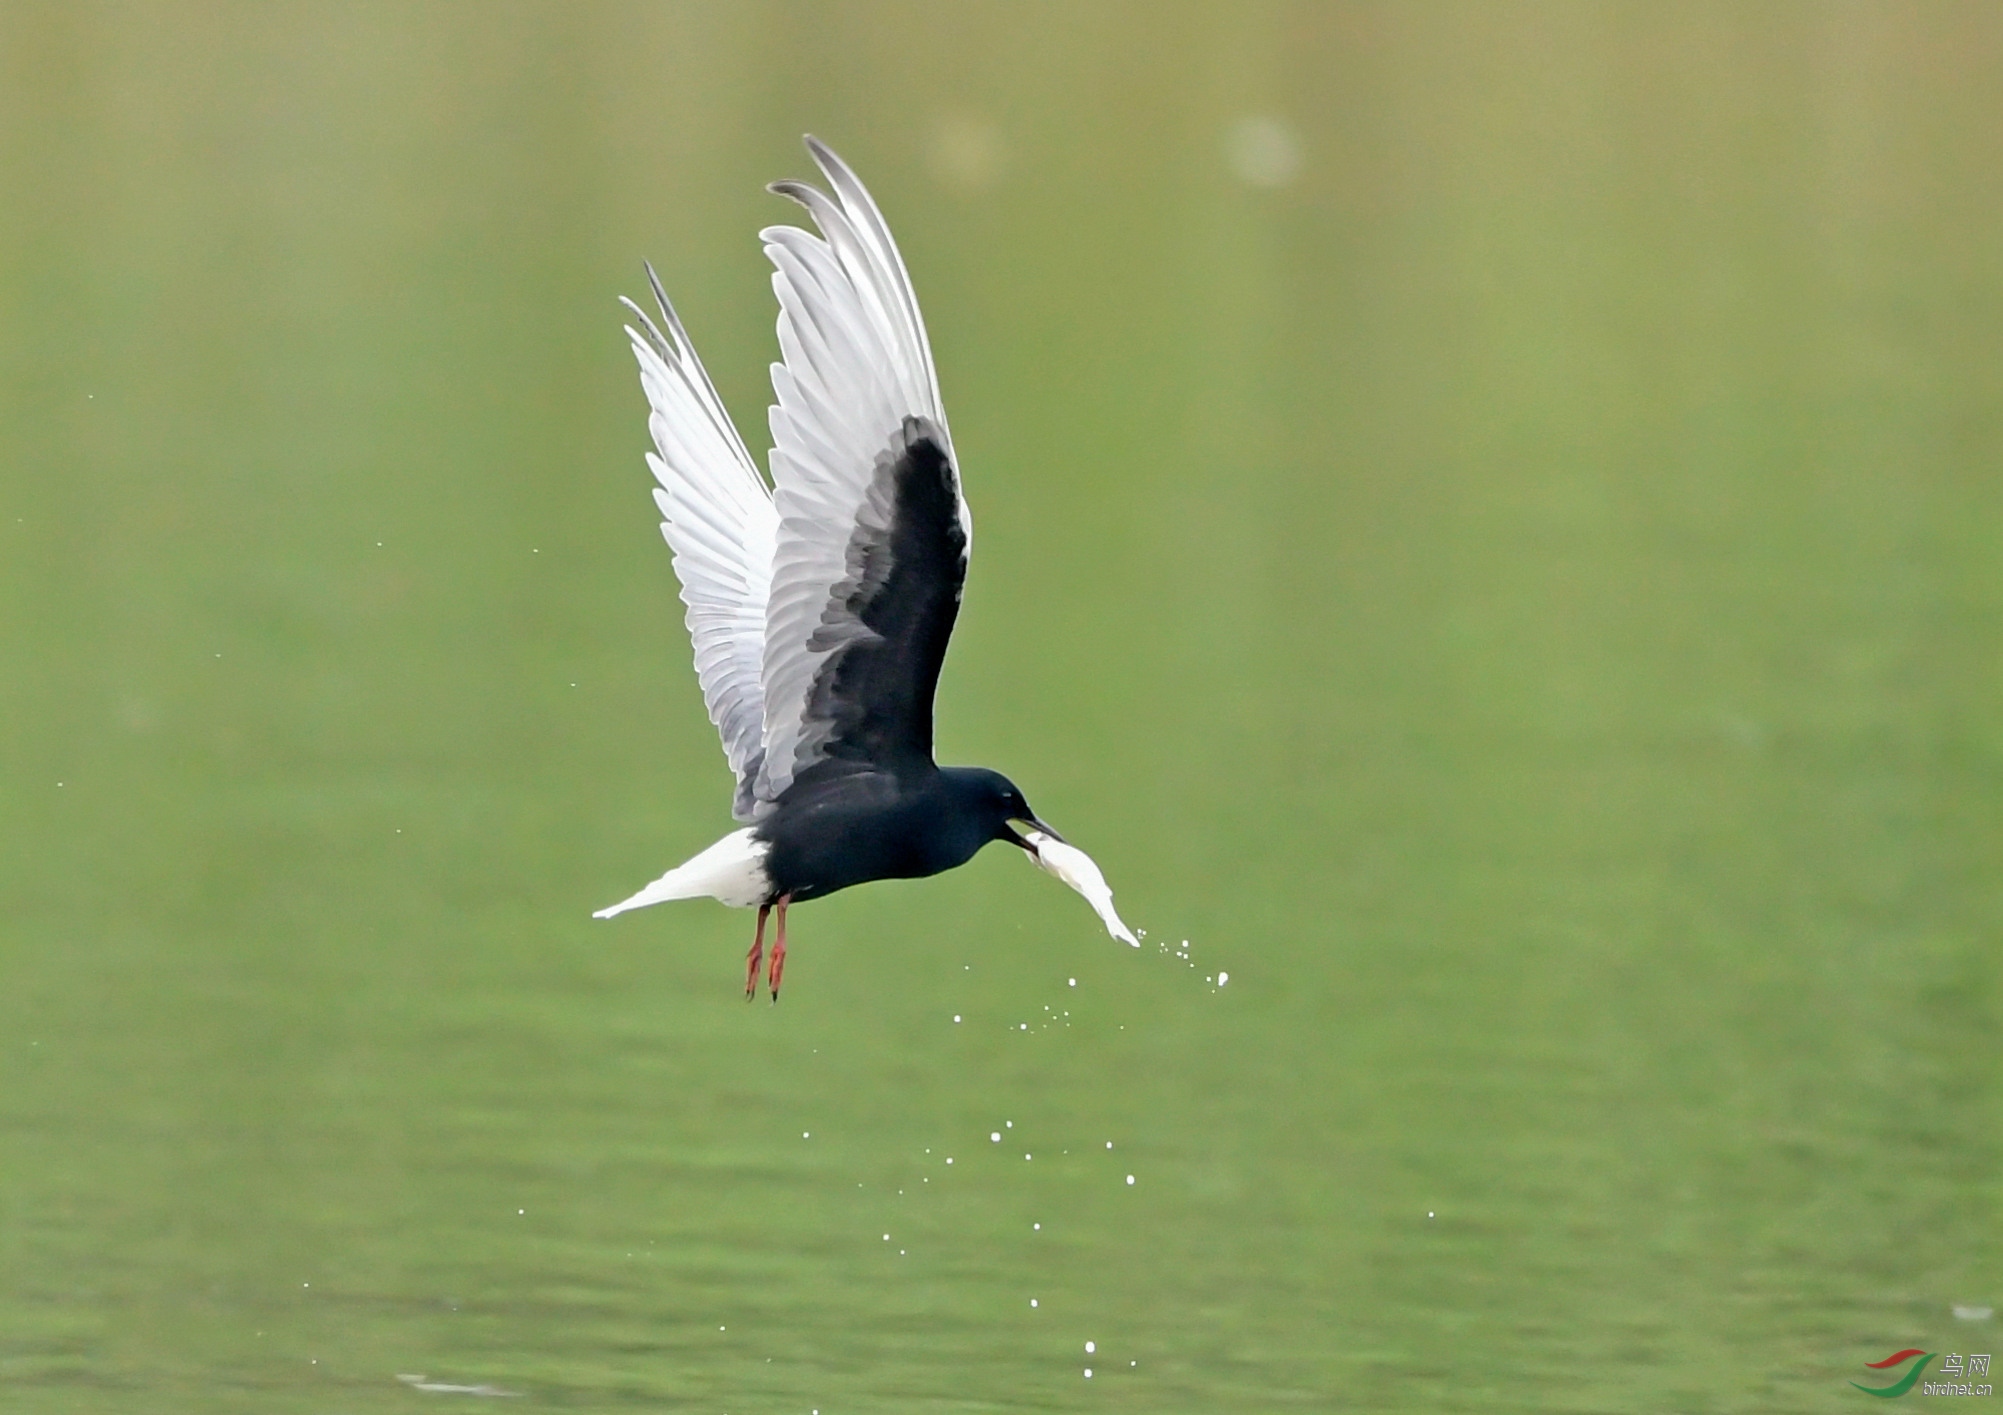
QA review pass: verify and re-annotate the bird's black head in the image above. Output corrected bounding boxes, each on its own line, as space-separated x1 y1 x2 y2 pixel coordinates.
939 767 1063 853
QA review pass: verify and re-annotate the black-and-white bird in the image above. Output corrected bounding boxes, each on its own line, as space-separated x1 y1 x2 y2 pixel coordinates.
595 137 1135 998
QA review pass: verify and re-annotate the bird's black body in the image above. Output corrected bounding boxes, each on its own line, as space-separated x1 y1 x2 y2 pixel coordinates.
758 764 1037 904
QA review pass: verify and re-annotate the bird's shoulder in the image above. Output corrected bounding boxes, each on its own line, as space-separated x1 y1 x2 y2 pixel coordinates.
769 758 940 813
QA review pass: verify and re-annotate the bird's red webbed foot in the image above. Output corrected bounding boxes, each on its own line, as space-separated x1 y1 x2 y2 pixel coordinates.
767 895 791 1001
745 904 769 1001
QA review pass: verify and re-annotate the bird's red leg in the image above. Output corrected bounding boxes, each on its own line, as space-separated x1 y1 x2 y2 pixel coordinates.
745 904 769 1001
768 895 791 1001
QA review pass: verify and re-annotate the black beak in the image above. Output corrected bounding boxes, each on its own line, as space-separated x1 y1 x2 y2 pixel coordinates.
1005 816 1064 851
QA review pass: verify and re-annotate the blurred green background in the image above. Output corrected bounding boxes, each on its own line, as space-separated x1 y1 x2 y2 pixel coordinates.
2 3 1999 1410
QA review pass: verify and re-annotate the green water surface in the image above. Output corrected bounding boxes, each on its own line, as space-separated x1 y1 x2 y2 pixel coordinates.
2 4 1998 1410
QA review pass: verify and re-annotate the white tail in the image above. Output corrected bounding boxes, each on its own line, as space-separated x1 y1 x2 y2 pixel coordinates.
594 828 773 917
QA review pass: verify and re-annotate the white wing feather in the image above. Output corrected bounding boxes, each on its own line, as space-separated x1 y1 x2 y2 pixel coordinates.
621 271 777 821
755 137 970 805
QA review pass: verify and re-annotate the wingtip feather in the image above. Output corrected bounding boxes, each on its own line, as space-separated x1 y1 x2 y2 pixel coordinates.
802 133 845 178
768 179 814 209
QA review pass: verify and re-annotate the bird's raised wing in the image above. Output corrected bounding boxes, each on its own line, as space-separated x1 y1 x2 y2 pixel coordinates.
622 269 778 821
753 137 971 806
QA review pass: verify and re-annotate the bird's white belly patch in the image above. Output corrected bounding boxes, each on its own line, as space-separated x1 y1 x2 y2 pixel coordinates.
594 827 772 917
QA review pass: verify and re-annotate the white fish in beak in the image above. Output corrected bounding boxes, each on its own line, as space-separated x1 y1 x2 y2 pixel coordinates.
1022 829 1138 946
